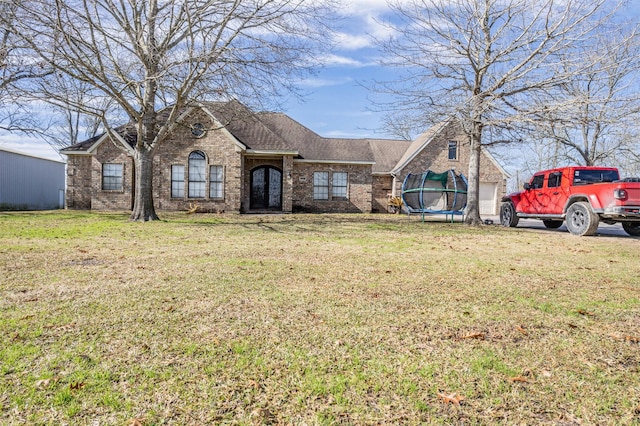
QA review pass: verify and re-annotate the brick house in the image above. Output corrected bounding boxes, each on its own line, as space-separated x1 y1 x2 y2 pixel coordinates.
61 100 507 214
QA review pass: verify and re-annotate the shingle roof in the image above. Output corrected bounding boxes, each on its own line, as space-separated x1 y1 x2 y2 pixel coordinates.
60 133 105 153
256 112 382 162
201 101 293 152
369 139 413 174
60 100 414 173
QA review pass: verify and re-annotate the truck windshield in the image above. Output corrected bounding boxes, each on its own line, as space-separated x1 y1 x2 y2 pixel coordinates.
573 169 619 185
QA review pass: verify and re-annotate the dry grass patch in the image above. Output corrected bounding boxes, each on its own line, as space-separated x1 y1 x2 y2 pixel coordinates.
1 211 639 425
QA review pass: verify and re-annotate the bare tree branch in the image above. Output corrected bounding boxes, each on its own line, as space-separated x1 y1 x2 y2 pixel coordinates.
373 0 626 225
524 29 640 169
3 0 339 221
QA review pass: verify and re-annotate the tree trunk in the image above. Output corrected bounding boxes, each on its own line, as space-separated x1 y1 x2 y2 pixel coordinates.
465 122 483 226
130 148 159 221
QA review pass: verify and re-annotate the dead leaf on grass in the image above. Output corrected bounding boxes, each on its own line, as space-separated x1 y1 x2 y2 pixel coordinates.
69 382 85 390
250 407 275 422
609 333 640 343
35 378 52 389
576 309 595 317
437 391 465 406
460 332 485 340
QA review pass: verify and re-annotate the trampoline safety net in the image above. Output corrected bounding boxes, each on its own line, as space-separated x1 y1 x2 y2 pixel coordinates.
401 170 468 214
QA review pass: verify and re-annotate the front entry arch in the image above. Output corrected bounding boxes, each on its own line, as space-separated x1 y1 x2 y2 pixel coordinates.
250 166 282 210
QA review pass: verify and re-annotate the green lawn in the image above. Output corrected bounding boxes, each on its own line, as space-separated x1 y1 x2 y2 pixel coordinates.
1 211 639 425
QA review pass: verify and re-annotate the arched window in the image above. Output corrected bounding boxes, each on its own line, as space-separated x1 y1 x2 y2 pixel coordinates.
188 151 206 198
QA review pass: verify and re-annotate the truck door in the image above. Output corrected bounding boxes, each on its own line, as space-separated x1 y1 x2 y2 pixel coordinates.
538 171 566 214
520 174 545 213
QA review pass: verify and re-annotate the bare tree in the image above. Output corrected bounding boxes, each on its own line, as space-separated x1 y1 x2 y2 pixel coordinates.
35 77 118 152
4 0 337 221
2 1 96 154
376 0 622 225
0 0 52 134
526 32 640 169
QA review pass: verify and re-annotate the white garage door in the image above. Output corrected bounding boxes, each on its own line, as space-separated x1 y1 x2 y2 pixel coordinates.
479 182 498 215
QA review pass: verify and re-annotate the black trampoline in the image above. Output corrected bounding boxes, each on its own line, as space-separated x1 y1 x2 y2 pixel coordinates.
401 170 468 221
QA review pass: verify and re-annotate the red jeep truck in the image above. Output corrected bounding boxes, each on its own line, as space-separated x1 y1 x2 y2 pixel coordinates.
500 166 640 236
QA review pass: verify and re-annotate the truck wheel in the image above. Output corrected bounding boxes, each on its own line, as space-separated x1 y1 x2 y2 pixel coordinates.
500 201 519 227
565 202 599 236
622 222 640 236
542 220 563 229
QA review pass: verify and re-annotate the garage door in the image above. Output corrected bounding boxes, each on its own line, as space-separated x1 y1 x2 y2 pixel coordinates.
479 182 497 215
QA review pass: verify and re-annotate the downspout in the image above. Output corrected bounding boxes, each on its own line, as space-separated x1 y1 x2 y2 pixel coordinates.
391 172 397 197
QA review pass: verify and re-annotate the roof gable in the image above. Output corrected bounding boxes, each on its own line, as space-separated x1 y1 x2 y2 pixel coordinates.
59 129 135 155
389 118 509 179
200 101 292 152
390 120 450 175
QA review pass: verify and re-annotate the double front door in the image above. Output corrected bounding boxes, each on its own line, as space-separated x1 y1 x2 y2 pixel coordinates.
250 166 282 210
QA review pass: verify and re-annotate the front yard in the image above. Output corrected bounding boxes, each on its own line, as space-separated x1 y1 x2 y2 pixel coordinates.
1 211 639 425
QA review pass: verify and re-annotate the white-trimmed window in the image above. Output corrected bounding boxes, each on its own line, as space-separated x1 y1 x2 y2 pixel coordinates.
188 151 206 198
209 165 224 199
171 165 185 198
448 141 458 160
332 172 348 198
313 172 329 200
102 163 123 191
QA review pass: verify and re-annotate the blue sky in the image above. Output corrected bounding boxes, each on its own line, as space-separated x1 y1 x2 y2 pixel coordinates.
0 0 396 161
285 0 640 141
2 0 639 163
283 0 396 139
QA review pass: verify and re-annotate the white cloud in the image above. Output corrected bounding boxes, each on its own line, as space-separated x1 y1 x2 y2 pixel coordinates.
341 0 393 15
330 1 401 52
0 133 63 162
334 32 373 50
319 53 375 67
296 76 354 88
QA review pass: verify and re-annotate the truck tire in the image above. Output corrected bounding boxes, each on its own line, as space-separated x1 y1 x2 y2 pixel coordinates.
500 201 519 228
565 202 599 236
622 222 640 236
543 220 563 229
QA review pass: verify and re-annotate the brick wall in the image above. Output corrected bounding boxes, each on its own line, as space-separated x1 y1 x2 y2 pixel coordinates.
65 111 505 215
291 162 372 213
152 110 243 213
372 175 394 213
89 142 134 210
66 155 93 209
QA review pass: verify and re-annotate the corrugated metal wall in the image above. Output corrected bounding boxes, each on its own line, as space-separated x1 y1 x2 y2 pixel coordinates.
0 148 66 210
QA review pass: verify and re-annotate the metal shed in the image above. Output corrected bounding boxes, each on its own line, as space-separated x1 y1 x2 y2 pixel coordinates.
0 147 66 210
